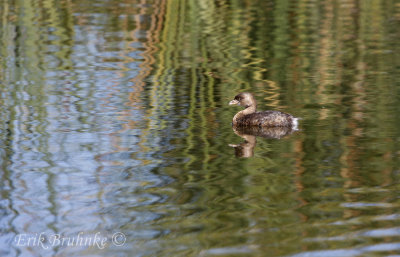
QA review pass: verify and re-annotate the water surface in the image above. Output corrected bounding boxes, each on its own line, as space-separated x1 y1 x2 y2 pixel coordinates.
1 0 400 256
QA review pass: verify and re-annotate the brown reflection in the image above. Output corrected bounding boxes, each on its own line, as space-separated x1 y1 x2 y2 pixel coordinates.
229 126 295 158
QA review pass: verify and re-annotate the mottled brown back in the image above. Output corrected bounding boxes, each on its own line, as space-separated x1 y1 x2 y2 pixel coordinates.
236 110 294 127
233 125 294 139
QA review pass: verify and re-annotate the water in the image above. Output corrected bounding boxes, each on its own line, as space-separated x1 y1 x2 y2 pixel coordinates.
0 0 400 256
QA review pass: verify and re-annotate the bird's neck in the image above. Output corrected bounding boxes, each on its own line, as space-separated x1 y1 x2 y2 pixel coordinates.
232 106 256 125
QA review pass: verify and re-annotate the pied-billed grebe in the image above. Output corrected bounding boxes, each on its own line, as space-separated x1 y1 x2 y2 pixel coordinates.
229 92 299 128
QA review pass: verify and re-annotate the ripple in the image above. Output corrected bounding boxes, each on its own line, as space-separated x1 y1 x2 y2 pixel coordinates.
1 0 399 257
341 202 395 209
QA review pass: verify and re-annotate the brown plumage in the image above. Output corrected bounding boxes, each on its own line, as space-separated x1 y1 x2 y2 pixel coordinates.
229 92 298 128
233 125 295 139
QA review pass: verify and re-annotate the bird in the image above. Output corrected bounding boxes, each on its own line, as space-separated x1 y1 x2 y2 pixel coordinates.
229 92 299 128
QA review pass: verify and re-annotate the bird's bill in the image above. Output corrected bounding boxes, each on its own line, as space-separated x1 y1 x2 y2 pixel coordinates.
229 99 239 105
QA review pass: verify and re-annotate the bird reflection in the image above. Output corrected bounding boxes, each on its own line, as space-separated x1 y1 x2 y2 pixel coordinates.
229 126 295 158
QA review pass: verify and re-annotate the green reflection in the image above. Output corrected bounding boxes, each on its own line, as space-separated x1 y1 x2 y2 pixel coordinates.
0 0 400 256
